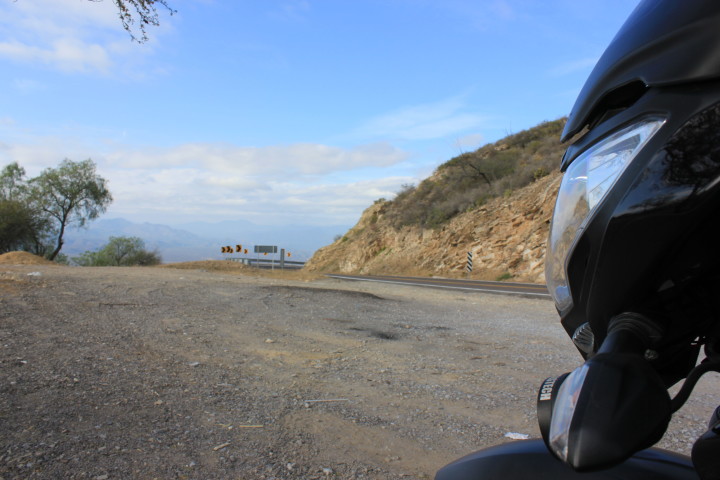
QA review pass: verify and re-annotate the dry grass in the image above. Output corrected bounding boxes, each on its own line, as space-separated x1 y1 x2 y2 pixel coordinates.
0 251 55 265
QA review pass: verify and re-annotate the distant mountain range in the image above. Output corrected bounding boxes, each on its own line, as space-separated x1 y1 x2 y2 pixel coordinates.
62 218 349 263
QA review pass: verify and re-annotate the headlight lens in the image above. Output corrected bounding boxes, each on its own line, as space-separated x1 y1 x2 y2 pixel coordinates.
548 364 589 462
546 118 666 311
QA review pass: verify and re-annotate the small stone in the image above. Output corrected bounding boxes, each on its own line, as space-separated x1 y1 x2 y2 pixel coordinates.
265 338 275 344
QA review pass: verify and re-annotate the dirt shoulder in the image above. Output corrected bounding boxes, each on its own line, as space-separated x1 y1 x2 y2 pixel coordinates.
0 264 712 479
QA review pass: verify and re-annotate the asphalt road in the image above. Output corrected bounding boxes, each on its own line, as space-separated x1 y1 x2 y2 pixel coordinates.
326 273 551 298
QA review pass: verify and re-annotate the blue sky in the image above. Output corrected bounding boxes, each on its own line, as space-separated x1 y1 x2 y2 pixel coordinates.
0 0 640 228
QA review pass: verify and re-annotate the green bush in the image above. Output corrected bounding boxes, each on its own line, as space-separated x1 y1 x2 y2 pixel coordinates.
72 236 161 266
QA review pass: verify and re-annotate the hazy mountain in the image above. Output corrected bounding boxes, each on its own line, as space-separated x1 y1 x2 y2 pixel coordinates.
63 218 349 263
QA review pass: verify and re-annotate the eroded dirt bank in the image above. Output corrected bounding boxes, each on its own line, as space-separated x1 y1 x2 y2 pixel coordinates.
0 264 713 479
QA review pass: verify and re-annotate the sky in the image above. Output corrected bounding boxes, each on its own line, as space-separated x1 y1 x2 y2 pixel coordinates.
0 0 641 229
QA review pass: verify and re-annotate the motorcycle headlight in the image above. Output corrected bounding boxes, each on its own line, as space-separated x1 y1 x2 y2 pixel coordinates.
548 364 589 462
543 349 672 471
546 118 666 312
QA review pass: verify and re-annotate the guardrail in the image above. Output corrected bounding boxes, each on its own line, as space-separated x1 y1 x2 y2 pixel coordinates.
227 258 306 269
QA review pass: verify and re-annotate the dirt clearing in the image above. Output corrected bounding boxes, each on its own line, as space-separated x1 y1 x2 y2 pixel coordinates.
0 264 714 479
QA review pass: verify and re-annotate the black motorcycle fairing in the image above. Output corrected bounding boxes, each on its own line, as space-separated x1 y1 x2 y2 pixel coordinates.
563 0 720 141
556 83 720 383
434 440 698 480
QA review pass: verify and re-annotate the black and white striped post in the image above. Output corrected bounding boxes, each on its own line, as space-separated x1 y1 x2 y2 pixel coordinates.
466 251 473 273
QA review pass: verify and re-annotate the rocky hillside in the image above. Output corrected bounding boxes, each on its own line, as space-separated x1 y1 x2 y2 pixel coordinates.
305 119 569 284
306 170 561 284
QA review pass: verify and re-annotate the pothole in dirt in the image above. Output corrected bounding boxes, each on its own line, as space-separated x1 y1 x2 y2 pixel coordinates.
348 327 399 340
371 331 399 340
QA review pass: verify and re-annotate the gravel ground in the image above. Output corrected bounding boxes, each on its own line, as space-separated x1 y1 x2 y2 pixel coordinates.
0 264 717 479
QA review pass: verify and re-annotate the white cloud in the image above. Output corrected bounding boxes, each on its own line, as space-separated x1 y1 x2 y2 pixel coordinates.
0 132 416 225
0 38 112 73
105 141 409 175
0 134 104 176
355 96 487 141
0 0 118 38
0 0 170 75
205 177 411 224
202 176 268 190
104 168 413 225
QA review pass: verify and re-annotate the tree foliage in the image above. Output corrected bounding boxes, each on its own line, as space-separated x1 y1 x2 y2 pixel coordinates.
0 162 27 200
72 236 162 266
104 235 144 265
0 162 52 255
30 159 113 261
105 0 176 43
0 199 37 253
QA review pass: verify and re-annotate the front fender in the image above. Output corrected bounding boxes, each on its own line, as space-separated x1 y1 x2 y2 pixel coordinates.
435 440 697 480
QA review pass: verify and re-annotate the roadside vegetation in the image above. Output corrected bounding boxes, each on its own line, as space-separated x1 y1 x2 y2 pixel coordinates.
383 118 567 229
72 236 162 267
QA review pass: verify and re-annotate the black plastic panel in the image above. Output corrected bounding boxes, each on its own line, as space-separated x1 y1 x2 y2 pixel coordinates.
435 440 698 480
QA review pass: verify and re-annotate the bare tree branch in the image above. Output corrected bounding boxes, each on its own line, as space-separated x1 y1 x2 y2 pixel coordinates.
90 0 176 43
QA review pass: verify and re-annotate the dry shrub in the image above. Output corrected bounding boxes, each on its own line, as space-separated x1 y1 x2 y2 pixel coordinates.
0 251 55 265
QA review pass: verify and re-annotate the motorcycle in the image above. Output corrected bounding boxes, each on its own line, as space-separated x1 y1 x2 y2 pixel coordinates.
437 0 720 478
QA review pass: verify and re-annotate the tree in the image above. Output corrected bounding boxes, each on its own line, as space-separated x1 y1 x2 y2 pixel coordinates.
103 236 143 265
71 249 108 267
0 199 37 253
30 159 113 261
0 163 52 254
126 248 162 266
1 162 27 200
103 0 176 43
72 236 161 266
